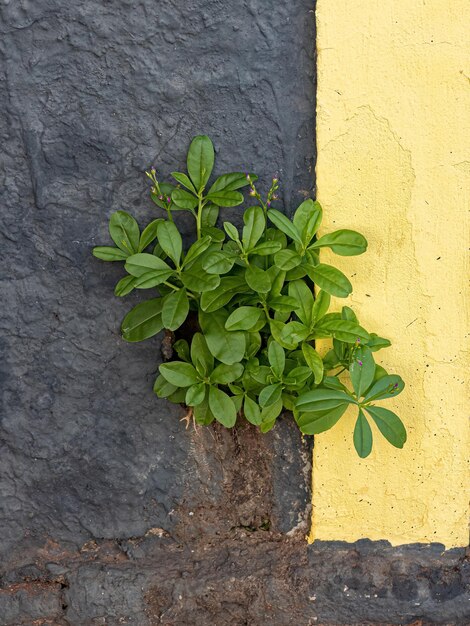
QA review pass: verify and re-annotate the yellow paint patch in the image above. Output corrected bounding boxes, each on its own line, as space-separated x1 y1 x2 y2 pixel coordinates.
312 1 470 547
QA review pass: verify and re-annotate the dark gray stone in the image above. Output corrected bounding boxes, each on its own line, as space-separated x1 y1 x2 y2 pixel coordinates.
0 0 315 573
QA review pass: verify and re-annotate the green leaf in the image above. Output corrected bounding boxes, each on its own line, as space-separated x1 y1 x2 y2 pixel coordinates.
211 363 244 384
109 211 140 254
249 365 271 385
183 236 213 267
133 271 173 290
199 309 246 365
301 343 323 384
268 266 286 297
185 382 207 406
232 394 244 412
224 222 240 241
223 221 240 242
245 332 262 358
322 349 340 370
244 395 262 425
242 206 265 250
153 374 178 398
274 249 302 271
245 264 272 293
310 229 368 256
363 375 405 402
260 397 283 425
285 263 308 281
366 333 392 352
93 246 129 261
296 388 354 413
138 219 164 252
322 376 348 392
167 388 187 403
171 171 197 193
208 386 237 427
157 221 182 265
171 188 198 210
308 264 352 298
159 361 199 387
350 346 375 398
121 298 163 342
180 269 220 293
372 364 388 383
173 338 190 362
190 333 214 377
296 403 348 435
288 280 314 325
266 227 287 248
187 135 214 192
284 366 313 387
341 305 358 323
311 290 331 325
284 367 307 387
315 318 370 343
200 276 247 312
259 383 283 408
208 172 257 194
282 393 296 411
203 226 226 242
280 321 310 344
268 296 300 314
332 338 346 363
292 199 322 246
365 406 407 448
260 421 276 433
125 253 173 278
153 243 165 258
193 395 216 425
161 289 189 331
225 307 263 332
206 190 244 207
268 341 285 378
201 204 219 228
202 252 235 275
269 320 297 351
267 209 302 244
250 241 283 256
114 275 137 297
354 409 373 458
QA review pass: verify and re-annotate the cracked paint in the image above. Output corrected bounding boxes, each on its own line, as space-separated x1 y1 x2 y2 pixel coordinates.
312 0 470 547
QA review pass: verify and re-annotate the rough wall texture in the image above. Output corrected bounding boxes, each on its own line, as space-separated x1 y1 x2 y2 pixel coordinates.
1 0 314 566
313 0 470 548
0 0 468 624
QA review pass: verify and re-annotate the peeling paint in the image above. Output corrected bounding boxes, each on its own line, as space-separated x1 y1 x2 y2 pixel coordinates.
312 0 470 547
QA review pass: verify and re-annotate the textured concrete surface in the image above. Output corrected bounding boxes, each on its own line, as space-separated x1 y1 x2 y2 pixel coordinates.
1 0 314 564
1 0 469 624
313 0 470 547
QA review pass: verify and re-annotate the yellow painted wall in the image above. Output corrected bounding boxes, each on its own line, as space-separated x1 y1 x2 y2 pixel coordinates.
312 0 469 547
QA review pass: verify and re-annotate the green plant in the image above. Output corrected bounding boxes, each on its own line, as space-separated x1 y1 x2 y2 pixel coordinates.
93 135 406 458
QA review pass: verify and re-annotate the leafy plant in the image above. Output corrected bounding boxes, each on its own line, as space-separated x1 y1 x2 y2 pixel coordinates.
93 135 406 458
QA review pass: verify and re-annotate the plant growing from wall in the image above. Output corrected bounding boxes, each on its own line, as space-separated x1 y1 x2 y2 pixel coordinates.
93 135 406 458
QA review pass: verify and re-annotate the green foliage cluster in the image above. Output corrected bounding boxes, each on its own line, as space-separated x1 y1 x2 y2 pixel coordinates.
93 135 406 457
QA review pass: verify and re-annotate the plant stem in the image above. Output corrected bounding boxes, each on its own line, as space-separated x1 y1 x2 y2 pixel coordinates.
196 195 203 239
262 302 271 321
163 281 180 291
